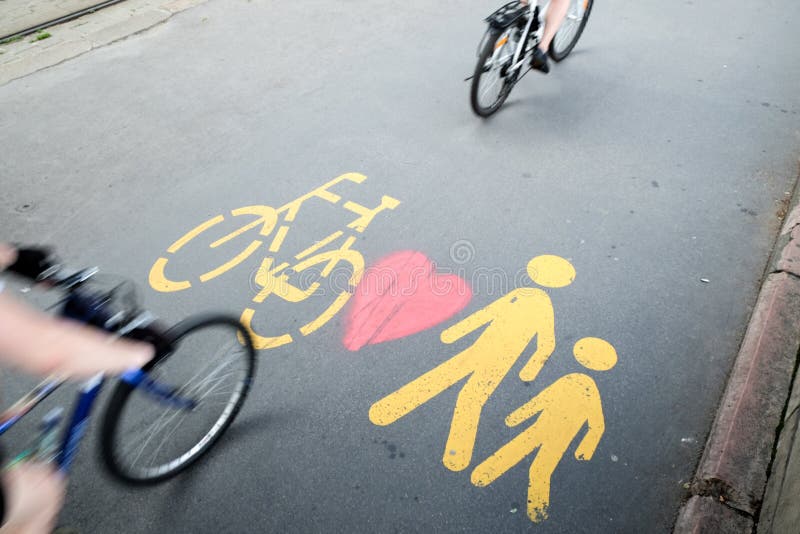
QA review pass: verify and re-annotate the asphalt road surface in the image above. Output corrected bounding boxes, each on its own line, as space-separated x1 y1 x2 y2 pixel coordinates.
1 0 799 532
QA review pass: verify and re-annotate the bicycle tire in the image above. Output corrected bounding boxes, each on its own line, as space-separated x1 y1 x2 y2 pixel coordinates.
100 314 256 484
548 0 593 62
470 29 517 117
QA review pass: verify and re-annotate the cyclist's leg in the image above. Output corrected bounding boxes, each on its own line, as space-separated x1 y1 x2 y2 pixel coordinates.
539 0 570 50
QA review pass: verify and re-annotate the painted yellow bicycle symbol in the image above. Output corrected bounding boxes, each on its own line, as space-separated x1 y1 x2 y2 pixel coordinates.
148 173 401 349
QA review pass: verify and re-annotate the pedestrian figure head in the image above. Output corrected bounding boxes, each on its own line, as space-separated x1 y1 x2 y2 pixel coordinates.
527 255 576 288
573 337 617 371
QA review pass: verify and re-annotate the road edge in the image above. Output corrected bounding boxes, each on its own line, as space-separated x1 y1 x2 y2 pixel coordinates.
0 0 208 87
674 160 800 533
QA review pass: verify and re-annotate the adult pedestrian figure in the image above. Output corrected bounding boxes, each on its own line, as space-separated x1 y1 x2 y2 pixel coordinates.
370 255 576 471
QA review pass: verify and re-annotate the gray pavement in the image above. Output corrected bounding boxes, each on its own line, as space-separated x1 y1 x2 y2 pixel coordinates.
1 0 799 532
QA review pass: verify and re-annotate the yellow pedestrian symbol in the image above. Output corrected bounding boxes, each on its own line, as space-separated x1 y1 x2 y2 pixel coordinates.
369 255 576 472
470 337 617 522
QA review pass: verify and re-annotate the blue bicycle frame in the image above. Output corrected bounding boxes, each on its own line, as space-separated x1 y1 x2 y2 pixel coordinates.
0 286 195 473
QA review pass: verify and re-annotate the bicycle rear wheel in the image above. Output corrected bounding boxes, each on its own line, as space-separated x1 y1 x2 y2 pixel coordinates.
548 0 593 62
470 29 518 117
100 314 256 484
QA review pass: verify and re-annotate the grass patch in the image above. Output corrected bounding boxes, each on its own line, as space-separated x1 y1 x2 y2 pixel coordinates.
31 31 52 42
0 35 23 45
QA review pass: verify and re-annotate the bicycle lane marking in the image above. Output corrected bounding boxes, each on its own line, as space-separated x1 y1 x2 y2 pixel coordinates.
145 173 618 525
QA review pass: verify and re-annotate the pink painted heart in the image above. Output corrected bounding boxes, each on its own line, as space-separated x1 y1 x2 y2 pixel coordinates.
343 250 472 351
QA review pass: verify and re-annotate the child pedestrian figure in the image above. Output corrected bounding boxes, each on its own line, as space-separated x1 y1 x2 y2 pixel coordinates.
470 337 617 522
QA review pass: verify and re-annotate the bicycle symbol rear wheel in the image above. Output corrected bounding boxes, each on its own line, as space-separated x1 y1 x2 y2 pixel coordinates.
100 315 256 484
149 205 278 293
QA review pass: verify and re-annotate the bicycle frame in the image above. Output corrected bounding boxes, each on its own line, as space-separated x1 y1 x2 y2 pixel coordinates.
509 1 545 73
0 285 195 473
477 0 550 78
470 0 591 116
0 365 108 472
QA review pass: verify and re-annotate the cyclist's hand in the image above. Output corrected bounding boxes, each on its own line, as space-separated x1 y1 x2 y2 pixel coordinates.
0 293 153 380
0 463 66 534
3 246 55 282
0 244 16 271
42 317 154 379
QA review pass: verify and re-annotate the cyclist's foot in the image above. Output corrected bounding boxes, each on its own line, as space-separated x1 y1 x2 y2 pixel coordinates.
531 48 549 74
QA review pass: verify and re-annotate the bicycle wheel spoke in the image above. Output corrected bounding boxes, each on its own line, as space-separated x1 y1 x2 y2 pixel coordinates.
120 356 246 469
146 404 197 468
102 316 255 483
471 28 518 117
554 20 578 50
480 75 501 101
124 379 227 464
124 405 185 465
550 0 591 60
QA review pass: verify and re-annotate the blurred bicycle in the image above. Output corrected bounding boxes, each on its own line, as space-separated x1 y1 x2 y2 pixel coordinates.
0 259 256 485
469 0 593 117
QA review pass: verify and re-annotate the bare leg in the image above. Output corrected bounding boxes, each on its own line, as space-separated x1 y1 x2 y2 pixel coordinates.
526 449 561 522
471 424 543 487
443 367 506 472
539 0 570 50
368 349 474 426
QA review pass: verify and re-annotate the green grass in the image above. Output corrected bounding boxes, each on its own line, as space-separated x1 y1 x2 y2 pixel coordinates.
0 35 23 45
31 31 52 42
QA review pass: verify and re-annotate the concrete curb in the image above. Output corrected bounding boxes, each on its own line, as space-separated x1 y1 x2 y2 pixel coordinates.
674 496 754 532
674 164 800 533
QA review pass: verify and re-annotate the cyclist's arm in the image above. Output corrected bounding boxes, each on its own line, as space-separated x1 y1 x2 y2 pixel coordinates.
0 243 151 533
0 243 153 379
0 292 152 379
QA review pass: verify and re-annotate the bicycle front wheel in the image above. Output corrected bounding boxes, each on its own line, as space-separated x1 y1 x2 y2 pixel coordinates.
100 314 256 484
548 0 593 62
470 29 517 117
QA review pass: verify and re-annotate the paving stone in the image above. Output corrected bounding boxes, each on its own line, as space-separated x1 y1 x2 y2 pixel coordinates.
758 363 800 533
0 58 28 85
85 8 170 46
776 223 800 278
0 0 102 38
161 0 206 14
28 38 92 67
0 0 205 87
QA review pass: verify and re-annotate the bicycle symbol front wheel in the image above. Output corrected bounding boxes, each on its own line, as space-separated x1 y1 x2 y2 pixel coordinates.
100 315 256 484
